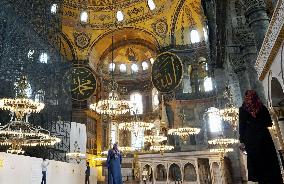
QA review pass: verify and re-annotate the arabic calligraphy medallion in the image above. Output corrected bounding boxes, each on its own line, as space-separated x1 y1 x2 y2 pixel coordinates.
65 67 97 101
151 52 183 93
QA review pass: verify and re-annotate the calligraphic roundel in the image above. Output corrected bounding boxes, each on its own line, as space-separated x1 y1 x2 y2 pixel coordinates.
151 52 183 93
66 67 97 101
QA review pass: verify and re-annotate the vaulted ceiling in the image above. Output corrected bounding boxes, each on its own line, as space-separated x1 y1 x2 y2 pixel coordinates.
60 0 207 67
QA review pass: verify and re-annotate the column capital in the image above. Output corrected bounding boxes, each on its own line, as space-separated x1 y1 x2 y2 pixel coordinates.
242 0 267 14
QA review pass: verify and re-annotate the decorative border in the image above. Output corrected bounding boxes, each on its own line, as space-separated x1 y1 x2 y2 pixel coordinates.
255 0 284 81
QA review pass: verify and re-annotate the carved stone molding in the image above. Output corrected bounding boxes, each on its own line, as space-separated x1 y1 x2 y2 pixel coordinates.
255 0 284 80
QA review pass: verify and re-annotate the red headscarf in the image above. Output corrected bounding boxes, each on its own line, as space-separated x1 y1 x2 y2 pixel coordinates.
242 90 262 118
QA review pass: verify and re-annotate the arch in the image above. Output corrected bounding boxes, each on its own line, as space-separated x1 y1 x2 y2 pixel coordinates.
155 164 167 181
169 163 182 182
58 32 77 61
170 0 186 45
88 27 160 68
142 164 153 182
271 77 284 106
211 162 221 184
184 163 197 181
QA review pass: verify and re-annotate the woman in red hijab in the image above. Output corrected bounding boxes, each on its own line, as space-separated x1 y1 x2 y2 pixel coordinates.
239 90 283 184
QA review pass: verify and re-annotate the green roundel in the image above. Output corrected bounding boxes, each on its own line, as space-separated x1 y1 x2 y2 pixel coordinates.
65 67 97 101
151 52 183 93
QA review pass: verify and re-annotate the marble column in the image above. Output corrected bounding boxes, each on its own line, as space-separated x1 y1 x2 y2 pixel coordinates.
234 67 251 98
243 0 270 51
243 50 266 101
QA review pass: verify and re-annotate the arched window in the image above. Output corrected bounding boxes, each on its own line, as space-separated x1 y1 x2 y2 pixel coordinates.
152 88 159 110
51 4 58 14
116 11 124 22
190 29 200 43
28 50 34 59
147 0 156 10
119 64 126 73
110 122 118 147
131 123 144 150
80 11 88 23
207 107 222 132
131 63 138 73
150 58 155 64
130 92 143 115
109 63 115 72
204 77 213 92
39 53 48 63
35 89 45 103
142 61 149 70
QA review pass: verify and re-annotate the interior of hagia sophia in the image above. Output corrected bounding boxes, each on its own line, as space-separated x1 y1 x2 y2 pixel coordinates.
0 0 283 183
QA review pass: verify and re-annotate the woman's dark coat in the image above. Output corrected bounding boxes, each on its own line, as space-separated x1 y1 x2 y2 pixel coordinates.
239 105 283 183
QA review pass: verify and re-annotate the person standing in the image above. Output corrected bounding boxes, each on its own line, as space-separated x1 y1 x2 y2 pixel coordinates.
107 143 123 184
239 90 283 184
85 162 90 184
41 158 49 184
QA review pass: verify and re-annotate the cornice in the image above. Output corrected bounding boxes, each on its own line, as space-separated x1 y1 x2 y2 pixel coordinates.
255 0 284 81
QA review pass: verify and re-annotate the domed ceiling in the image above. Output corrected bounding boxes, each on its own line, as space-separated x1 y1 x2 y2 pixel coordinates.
61 0 206 79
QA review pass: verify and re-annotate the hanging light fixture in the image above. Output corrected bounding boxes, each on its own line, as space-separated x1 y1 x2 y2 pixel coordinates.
0 76 60 154
219 86 239 131
90 35 130 116
208 135 238 156
168 109 201 142
150 145 174 152
118 111 155 133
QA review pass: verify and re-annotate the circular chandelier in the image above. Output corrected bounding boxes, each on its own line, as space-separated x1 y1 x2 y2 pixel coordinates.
208 136 238 155
0 98 44 120
90 35 130 116
119 121 155 131
219 87 239 131
144 134 167 143
168 109 201 142
0 121 60 154
0 76 60 154
150 145 174 154
168 127 201 142
219 106 239 130
90 90 130 116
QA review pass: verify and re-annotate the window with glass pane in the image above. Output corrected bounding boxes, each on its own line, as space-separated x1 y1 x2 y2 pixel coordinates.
110 123 118 147
208 107 222 132
130 92 143 115
131 63 138 73
119 64 127 73
190 30 200 43
109 63 115 72
116 11 124 22
147 0 156 10
39 53 48 63
80 11 88 22
131 124 144 150
204 77 213 92
152 88 159 110
51 4 58 14
142 61 149 70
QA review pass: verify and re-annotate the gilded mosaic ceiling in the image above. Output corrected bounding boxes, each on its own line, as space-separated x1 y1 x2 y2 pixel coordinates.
61 0 206 67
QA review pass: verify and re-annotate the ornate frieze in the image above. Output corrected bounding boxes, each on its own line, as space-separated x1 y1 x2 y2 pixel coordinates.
255 0 284 80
